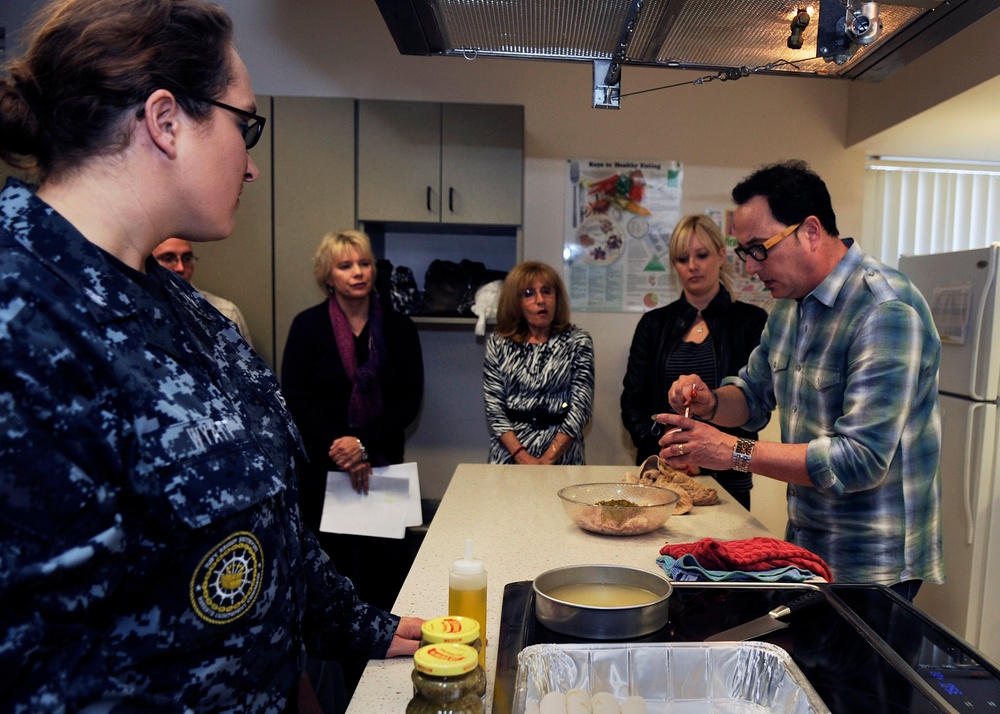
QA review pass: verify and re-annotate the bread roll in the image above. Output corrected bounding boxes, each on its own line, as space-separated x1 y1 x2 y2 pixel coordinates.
540 691 566 714
566 688 592 713
620 695 648 714
590 691 621 714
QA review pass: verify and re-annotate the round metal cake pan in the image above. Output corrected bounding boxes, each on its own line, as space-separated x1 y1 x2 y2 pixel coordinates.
532 564 672 640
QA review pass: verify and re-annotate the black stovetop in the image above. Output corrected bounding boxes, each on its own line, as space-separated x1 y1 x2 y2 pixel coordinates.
493 581 1000 714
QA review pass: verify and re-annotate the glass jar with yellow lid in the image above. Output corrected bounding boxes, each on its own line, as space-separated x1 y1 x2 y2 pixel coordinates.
407 643 485 714
419 616 486 703
419 616 482 651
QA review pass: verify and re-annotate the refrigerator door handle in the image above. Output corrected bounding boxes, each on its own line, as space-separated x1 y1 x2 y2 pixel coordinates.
967 248 998 401
963 402 982 545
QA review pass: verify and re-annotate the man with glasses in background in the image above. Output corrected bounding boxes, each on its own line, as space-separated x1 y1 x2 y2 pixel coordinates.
153 237 254 348
653 160 944 601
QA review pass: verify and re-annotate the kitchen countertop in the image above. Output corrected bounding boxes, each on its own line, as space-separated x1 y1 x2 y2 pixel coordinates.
345 463 781 713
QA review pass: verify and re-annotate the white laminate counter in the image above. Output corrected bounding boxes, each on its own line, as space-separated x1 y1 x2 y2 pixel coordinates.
346 464 780 713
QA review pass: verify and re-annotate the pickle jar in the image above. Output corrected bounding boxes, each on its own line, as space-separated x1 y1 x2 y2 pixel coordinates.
407 643 485 714
419 616 486 703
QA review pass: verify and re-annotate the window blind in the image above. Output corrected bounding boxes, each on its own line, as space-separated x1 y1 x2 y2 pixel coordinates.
864 158 1000 268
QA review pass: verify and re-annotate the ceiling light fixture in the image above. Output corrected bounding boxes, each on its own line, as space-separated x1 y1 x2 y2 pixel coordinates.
788 8 812 50
846 2 883 45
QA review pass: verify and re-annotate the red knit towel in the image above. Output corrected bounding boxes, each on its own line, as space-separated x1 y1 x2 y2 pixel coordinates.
659 537 833 582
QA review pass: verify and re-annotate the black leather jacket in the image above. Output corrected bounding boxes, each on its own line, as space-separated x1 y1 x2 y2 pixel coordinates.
620 286 768 491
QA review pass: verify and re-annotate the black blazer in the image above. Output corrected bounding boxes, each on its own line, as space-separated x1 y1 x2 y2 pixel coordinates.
281 300 424 528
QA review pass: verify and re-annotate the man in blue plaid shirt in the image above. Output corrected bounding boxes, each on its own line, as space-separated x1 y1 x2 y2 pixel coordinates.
656 160 944 600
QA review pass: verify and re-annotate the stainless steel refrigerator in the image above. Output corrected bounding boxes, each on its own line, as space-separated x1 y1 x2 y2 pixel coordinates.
899 245 1000 663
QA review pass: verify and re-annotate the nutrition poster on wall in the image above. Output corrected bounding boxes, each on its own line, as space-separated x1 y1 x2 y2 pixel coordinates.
565 158 683 312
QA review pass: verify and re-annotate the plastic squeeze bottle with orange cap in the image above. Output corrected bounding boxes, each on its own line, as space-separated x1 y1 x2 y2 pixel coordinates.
448 537 487 668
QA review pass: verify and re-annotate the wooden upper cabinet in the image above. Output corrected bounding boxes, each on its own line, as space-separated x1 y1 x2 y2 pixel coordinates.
357 100 440 222
357 100 523 225
441 103 523 225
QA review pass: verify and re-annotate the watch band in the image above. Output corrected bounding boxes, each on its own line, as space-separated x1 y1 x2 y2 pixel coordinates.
732 437 755 472
356 438 369 463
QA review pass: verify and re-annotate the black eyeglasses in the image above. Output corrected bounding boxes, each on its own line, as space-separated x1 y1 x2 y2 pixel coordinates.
182 95 266 149
521 286 555 299
734 223 801 263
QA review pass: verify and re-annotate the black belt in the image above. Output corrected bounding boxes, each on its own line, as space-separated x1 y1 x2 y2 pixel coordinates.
504 406 567 428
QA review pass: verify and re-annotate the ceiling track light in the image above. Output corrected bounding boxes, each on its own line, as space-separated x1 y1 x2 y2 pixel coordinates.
846 2 883 46
816 0 884 66
788 8 811 50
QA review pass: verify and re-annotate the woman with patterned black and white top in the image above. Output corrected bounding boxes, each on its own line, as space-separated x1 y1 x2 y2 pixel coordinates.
484 261 594 465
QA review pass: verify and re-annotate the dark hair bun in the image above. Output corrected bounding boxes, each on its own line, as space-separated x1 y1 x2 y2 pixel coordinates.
0 77 43 170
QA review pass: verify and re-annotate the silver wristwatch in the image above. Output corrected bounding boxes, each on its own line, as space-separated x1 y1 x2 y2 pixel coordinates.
356 438 369 463
732 438 755 472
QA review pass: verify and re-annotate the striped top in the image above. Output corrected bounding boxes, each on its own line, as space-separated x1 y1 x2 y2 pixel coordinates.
665 338 718 392
484 327 595 464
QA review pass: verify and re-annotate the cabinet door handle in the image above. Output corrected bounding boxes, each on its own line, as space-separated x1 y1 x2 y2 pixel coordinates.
427 186 433 212
449 187 455 213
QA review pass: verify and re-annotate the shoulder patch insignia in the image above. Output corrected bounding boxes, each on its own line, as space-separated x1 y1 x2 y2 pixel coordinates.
190 531 264 624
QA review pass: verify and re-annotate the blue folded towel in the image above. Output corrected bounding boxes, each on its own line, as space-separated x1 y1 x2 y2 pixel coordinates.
657 554 817 583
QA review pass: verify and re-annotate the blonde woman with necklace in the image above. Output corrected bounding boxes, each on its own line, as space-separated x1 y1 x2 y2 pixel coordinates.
621 215 768 509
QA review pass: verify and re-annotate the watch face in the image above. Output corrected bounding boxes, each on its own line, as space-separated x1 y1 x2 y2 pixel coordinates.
733 438 755 472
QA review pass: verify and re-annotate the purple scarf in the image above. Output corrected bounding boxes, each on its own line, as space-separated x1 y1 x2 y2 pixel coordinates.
328 296 385 431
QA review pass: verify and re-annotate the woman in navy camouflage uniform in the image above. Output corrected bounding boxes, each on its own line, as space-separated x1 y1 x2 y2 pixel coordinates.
0 1 422 711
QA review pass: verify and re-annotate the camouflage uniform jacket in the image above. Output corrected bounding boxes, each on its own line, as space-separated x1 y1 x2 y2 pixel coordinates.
0 179 399 713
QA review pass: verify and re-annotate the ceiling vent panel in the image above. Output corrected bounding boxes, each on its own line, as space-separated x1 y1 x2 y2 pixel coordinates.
375 0 1000 84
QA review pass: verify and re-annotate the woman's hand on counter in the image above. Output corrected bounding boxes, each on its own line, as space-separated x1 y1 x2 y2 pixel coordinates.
386 616 425 658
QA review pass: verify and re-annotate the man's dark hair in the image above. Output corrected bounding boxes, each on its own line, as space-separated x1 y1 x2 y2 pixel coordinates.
732 160 839 237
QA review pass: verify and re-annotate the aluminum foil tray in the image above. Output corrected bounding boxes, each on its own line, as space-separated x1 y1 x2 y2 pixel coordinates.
513 641 830 713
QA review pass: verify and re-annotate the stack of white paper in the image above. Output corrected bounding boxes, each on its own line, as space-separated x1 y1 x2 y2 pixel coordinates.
319 462 422 539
